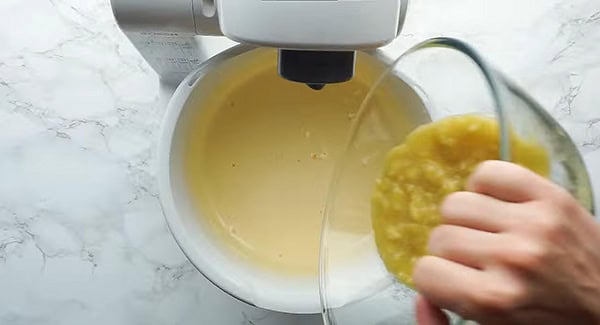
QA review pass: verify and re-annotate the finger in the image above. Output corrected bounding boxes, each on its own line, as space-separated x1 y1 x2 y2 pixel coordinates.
413 255 486 319
428 225 498 268
416 295 449 325
466 160 556 203
440 191 518 232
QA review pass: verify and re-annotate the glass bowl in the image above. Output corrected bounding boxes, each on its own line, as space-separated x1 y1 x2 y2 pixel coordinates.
319 37 595 325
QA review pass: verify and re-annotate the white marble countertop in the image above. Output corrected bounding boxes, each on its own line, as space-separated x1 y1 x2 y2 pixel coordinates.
0 0 599 324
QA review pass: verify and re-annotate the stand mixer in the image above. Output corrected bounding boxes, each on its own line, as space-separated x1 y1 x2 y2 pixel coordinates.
110 1 408 323
111 0 408 87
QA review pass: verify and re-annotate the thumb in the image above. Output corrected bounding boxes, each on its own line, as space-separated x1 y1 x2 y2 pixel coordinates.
416 295 449 325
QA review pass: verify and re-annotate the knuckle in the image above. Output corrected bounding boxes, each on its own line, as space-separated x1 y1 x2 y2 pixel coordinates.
503 241 547 271
469 283 526 313
452 299 479 320
533 214 563 239
523 203 564 239
521 243 547 271
466 291 498 316
552 189 578 215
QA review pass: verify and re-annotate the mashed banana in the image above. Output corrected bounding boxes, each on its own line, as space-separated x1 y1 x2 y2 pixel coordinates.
371 114 549 286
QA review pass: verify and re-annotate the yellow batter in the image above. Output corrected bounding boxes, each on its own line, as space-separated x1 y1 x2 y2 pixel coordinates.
183 49 422 277
371 114 549 286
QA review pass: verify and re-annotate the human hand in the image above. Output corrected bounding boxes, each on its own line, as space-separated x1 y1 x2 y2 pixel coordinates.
413 160 600 324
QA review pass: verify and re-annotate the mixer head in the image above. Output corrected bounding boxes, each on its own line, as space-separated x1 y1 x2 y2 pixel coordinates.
217 0 406 89
278 50 355 90
111 0 408 88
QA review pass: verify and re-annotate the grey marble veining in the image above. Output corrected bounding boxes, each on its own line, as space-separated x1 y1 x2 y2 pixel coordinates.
0 0 599 324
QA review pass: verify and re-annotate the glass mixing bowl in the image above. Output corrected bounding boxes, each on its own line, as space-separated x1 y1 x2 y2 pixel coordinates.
319 37 595 325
